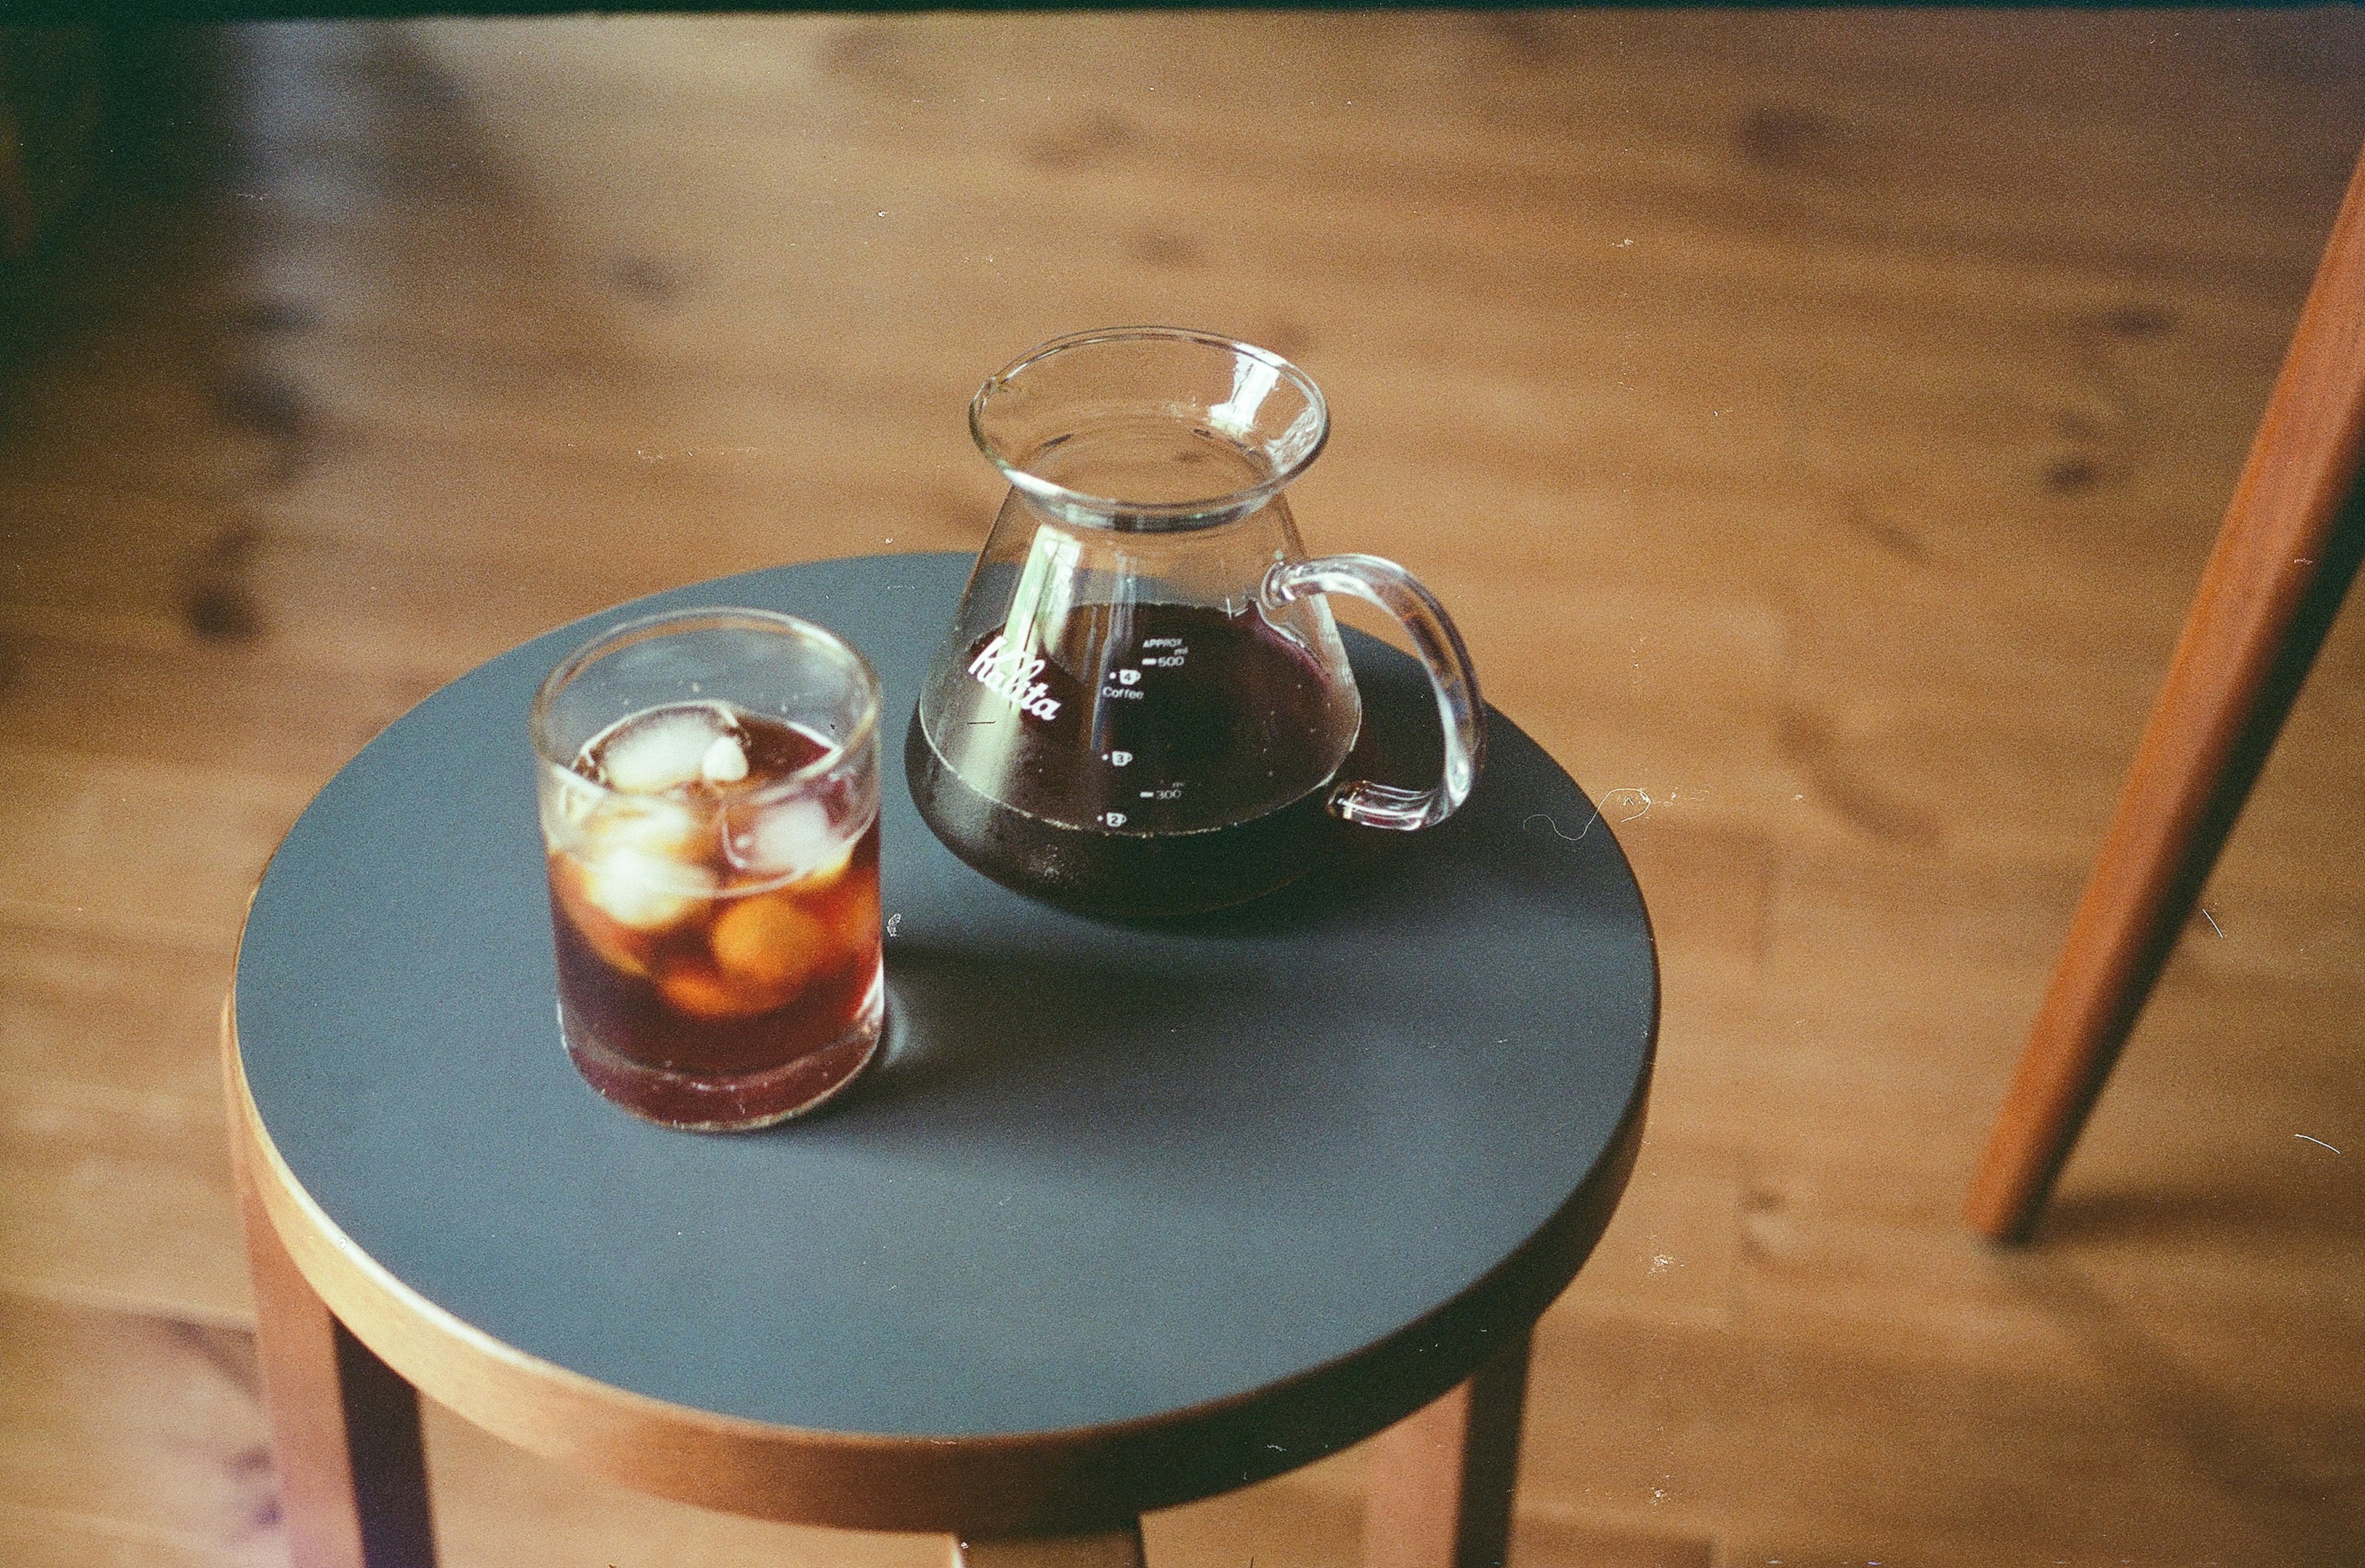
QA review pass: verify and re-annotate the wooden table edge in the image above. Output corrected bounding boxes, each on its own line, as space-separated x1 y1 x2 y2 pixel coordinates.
224 918 1654 1538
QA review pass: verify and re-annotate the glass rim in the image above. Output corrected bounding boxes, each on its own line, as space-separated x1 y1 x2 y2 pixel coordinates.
969 325 1331 527
528 606 881 796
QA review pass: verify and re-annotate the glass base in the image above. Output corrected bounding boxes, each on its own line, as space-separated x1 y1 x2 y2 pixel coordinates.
560 968 885 1131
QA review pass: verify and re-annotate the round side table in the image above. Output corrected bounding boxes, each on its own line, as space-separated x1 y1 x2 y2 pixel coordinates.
226 553 1657 1567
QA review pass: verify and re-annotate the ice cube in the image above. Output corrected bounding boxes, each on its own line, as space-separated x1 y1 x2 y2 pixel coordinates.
540 769 603 839
709 892 827 996
563 793 714 930
726 798 853 881
658 959 777 1020
700 732 749 784
549 857 658 978
581 794 702 859
559 771 600 822
593 703 740 794
578 843 718 931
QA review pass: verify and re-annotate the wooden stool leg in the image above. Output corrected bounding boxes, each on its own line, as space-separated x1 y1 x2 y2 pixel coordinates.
235 1129 439 1567
1964 140 2365 1243
1363 1330 1532 1568
950 1522 1147 1567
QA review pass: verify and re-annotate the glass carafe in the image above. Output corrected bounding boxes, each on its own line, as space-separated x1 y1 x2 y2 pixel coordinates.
907 327 1484 917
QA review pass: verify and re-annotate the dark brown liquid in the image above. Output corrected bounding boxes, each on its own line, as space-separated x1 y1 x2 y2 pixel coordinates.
908 603 1351 916
549 711 881 1128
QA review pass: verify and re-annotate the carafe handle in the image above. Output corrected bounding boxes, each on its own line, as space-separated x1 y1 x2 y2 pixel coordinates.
1261 554 1486 831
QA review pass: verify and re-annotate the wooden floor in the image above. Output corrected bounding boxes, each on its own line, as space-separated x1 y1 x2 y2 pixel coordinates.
3 11 2362 1566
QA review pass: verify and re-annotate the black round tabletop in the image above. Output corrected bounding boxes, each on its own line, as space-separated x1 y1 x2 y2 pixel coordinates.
234 552 1656 1461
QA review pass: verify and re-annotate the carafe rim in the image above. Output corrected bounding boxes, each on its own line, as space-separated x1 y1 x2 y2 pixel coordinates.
969 325 1330 531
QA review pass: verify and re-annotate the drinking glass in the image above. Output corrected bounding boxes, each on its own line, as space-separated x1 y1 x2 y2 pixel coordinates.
530 608 883 1129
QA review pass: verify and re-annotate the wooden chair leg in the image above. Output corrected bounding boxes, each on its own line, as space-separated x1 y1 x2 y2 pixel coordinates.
1964 139 2365 1243
234 1123 439 1568
1362 1330 1532 1568
950 1522 1147 1567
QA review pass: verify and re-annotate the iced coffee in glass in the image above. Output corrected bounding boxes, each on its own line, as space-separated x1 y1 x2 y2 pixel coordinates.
530 609 883 1130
